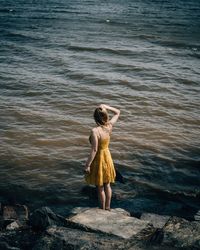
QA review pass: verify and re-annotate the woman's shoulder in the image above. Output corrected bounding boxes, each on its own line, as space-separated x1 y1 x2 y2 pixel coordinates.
91 127 99 135
89 127 99 143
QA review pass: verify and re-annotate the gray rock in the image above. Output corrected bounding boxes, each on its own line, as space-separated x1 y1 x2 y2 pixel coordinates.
30 206 67 230
162 216 200 249
112 207 131 216
34 225 181 250
140 213 170 228
15 204 28 221
33 225 125 250
70 207 130 217
69 208 151 239
0 229 39 250
69 206 91 217
6 221 20 230
194 210 200 221
2 204 28 229
0 241 20 250
3 206 17 220
2 205 199 250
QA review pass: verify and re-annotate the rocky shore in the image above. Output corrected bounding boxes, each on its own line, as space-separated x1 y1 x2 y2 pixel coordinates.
0 201 200 250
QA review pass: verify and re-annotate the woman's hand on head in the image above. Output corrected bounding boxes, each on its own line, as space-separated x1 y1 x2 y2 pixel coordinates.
99 104 106 111
99 104 120 125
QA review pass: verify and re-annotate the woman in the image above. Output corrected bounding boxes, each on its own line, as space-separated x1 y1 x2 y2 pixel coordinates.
84 104 120 210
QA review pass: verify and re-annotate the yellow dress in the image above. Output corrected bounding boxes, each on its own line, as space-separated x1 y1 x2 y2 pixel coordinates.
85 136 116 186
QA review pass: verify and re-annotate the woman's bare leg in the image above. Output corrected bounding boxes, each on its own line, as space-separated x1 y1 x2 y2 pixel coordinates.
104 183 112 210
98 185 105 209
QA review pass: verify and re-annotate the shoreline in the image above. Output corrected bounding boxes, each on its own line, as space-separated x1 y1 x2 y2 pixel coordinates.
0 202 200 250
0 180 199 222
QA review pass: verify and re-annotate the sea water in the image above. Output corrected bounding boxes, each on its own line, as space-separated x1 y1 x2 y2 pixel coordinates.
0 0 200 217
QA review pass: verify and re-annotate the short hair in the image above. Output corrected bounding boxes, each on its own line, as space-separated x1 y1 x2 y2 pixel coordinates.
93 107 109 126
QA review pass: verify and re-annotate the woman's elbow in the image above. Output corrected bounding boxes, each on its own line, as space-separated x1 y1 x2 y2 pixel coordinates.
117 109 120 116
92 147 98 153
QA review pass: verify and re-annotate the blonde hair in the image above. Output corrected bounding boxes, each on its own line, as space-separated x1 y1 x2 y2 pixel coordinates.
93 107 109 126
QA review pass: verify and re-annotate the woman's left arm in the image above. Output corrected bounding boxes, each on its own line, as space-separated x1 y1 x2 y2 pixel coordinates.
84 129 98 173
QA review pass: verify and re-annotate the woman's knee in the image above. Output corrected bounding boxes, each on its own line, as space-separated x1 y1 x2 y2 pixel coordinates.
104 183 111 189
98 185 104 192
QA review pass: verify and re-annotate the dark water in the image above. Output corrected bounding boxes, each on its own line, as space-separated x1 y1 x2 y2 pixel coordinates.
0 0 200 219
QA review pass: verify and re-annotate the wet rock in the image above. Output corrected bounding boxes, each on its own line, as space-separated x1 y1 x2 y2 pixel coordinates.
3 206 17 220
69 207 151 239
33 225 125 250
29 206 67 231
0 228 39 250
0 218 14 230
0 241 20 250
3 204 28 221
140 213 170 228
34 225 178 250
6 221 20 231
194 210 200 221
162 216 200 249
15 204 28 222
0 204 28 230
1 204 199 250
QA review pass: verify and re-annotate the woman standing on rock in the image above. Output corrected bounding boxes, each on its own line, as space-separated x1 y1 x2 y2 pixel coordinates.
84 104 120 210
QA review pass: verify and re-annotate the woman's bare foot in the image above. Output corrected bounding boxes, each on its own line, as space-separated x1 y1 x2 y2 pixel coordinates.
105 208 111 211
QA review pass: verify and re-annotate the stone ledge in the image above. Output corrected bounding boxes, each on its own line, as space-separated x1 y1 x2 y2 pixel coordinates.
69 208 150 239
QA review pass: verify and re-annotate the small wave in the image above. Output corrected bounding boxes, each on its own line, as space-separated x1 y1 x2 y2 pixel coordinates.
0 8 15 13
2 30 46 42
98 19 130 26
68 45 134 56
130 176 200 201
174 77 199 86
164 189 200 200
150 39 200 51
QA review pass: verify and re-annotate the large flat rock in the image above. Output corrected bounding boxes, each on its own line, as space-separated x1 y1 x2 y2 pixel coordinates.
69 208 150 239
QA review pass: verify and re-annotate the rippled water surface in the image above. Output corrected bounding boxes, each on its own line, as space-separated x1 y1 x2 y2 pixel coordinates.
0 0 200 217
